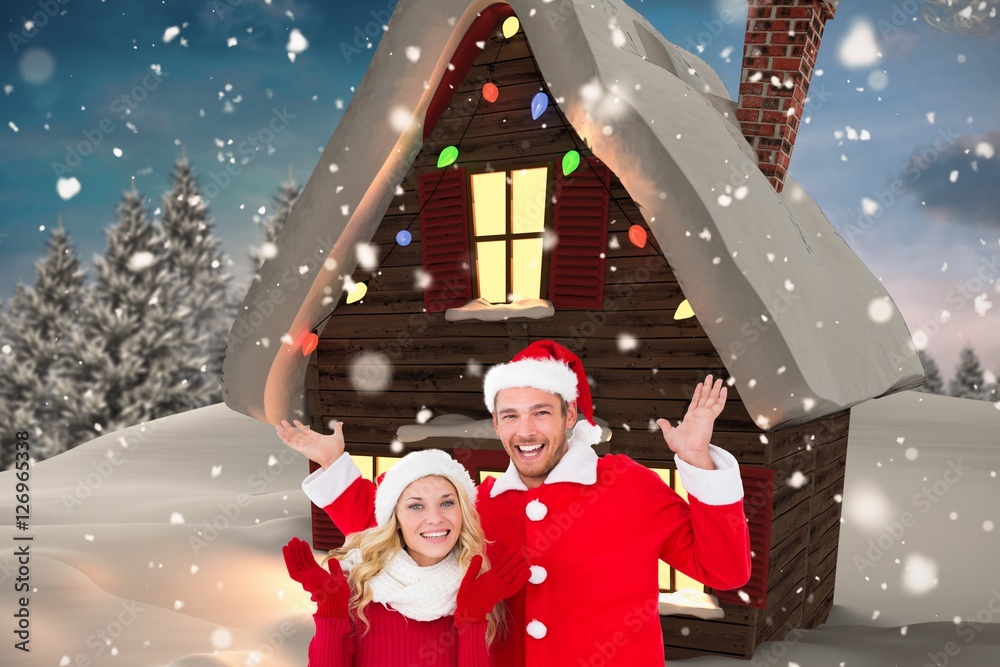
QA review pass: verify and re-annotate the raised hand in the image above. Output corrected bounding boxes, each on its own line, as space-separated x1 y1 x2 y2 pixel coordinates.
455 551 530 625
276 418 345 469
656 375 726 470
282 537 351 618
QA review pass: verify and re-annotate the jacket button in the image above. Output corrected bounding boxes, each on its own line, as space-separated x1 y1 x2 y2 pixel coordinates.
525 499 547 521
526 619 547 639
529 566 547 584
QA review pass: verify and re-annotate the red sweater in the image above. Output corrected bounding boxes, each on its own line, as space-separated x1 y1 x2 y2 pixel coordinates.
307 602 491 666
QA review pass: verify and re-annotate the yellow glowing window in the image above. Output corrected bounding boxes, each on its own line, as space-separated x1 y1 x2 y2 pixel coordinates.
479 470 505 483
468 166 550 304
376 457 401 478
351 455 375 482
651 467 706 594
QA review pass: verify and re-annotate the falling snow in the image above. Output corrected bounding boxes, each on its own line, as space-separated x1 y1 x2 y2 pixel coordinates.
348 351 392 393
287 28 309 55
902 553 938 595
973 294 992 317
56 177 81 200
838 20 880 67
617 333 638 352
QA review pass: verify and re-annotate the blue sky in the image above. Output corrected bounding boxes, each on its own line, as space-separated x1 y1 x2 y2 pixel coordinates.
2 0 998 382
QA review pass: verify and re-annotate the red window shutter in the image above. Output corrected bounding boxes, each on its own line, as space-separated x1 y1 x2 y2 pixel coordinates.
547 156 611 309
453 448 511 482
713 466 774 609
419 168 473 313
308 459 346 551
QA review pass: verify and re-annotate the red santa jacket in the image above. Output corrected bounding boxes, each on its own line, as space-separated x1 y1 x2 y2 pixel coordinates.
303 441 750 667
307 602 489 666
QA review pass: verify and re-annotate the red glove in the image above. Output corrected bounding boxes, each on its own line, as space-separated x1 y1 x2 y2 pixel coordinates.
455 550 530 625
282 537 351 618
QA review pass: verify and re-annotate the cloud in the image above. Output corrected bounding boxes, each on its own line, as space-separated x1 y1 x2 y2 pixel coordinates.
903 131 1000 228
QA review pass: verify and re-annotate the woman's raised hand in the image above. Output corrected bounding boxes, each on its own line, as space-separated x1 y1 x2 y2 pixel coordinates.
282 537 351 618
276 419 345 469
455 551 530 625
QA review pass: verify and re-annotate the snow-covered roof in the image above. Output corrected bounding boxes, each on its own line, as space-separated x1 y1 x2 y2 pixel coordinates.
222 0 923 428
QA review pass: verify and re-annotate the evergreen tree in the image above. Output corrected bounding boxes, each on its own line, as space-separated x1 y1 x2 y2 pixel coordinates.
984 370 999 403
948 346 986 399
0 225 88 464
58 187 209 445
915 349 945 395
158 158 232 404
249 174 300 272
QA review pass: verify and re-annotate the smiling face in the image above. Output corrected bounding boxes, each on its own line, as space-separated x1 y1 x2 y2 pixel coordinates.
492 386 577 488
395 475 463 567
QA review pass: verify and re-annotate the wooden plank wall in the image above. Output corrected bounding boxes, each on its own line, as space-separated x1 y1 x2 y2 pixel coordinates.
305 24 857 661
753 410 851 648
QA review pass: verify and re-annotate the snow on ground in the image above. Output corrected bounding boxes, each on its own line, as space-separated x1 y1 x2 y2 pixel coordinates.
0 390 997 666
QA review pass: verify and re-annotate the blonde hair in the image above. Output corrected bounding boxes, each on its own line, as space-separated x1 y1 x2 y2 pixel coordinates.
327 475 505 645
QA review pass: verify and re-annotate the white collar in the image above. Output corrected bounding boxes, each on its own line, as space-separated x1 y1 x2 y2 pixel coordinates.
489 420 604 497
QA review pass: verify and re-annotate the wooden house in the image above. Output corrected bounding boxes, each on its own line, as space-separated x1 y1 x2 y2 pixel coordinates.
222 0 924 659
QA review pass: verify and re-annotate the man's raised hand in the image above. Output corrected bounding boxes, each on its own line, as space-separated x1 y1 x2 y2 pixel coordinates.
656 375 726 470
276 419 345 469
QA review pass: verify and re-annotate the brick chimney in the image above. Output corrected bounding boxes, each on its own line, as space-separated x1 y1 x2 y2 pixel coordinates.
736 0 839 193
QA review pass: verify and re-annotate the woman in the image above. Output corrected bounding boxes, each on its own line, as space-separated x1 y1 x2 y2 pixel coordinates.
282 448 528 665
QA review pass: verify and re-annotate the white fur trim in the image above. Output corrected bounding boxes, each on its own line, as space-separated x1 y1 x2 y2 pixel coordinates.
490 422 601 497
484 358 579 413
525 499 548 521
526 619 547 639
674 445 745 506
529 566 547 584
488 459 529 497
374 449 477 526
302 454 363 508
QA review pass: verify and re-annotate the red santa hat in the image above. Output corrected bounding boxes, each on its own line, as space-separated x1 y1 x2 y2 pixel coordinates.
373 449 477 527
483 340 601 443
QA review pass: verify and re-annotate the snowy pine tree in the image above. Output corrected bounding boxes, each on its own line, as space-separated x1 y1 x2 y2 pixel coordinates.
249 174 300 271
948 346 986 399
0 224 88 465
915 349 945 395
158 158 233 403
57 187 210 446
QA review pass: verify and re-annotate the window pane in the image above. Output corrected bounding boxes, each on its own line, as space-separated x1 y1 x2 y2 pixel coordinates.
471 171 507 237
511 167 548 234
376 457 401 477
476 240 507 303
512 238 543 300
659 561 673 592
674 472 689 502
479 470 504 483
675 571 705 592
351 455 375 482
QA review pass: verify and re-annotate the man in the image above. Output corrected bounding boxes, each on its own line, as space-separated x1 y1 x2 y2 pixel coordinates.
279 340 751 666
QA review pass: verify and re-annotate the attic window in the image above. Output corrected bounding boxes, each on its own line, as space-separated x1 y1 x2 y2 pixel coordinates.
469 166 550 303
418 157 611 314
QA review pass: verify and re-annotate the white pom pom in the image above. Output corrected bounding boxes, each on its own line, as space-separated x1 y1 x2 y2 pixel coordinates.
529 566 548 584
525 499 548 521
526 619 548 639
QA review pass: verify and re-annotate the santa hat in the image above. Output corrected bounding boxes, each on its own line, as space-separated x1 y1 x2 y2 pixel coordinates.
374 449 477 527
483 340 602 444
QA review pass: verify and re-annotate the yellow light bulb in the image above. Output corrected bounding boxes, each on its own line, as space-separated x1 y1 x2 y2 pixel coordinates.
673 299 695 320
502 17 520 39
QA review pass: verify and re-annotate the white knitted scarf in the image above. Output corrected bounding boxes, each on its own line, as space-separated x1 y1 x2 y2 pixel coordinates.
339 547 462 622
